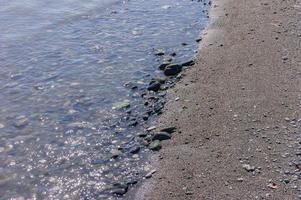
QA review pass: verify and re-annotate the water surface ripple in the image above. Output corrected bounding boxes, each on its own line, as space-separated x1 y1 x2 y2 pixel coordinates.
0 0 208 199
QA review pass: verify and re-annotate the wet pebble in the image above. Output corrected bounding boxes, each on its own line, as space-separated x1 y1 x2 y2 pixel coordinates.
137 132 148 137
129 146 140 154
147 126 156 131
152 132 171 141
112 100 130 110
128 120 138 127
13 116 29 128
160 127 176 133
170 52 176 57
196 38 202 42
147 81 161 92
154 49 165 56
158 62 172 70
110 149 122 159
145 170 156 178
153 101 164 114
111 183 128 196
164 64 182 76
149 140 161 151
126 179 138 185
142 115 149 121
181 60 195 66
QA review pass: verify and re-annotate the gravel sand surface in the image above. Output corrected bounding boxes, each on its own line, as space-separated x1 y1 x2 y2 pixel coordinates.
132 0 301 199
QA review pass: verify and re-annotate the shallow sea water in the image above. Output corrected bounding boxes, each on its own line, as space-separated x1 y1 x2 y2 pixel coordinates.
0 0 209 199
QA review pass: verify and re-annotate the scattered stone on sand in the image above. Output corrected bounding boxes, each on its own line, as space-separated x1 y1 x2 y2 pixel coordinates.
149 140 162 151
0 123 4 129
164 64 182 76
267 183 278 189
295 162 301 170
160 127 177 134
145 170 157 178
242 164 256 172
236 177 244 182
284 117 290 122
181 60 195 67
185 190 194 195
13 116 29 128
152 132 171 141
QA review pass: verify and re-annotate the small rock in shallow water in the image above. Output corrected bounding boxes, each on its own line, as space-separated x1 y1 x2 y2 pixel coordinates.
147 82 161 92
128 120 138 127
153 76 166 84
129 146 140 154
68 121 94 129
152 132 171 141
112 100 130 110
153 101 164 114
196 38 202 42
170 52 176 57
158 62 171 70
154 49 165 56
162 5 171 9
142 115 149 121
149 140 161 151
110 149 122 159
111 184 128 196
137 132 147 137
147 126 156 131
13 116 29 128
126 179 138 185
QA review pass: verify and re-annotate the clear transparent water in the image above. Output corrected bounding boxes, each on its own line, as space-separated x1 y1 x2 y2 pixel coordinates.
0 0 208 199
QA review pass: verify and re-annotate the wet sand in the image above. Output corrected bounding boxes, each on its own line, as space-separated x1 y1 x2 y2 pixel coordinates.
133 0 301 199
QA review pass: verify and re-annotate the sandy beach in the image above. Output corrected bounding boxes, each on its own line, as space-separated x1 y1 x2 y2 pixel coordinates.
133 0 301 199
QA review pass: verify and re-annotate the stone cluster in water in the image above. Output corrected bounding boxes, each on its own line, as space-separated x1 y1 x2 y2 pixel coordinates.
107 47 198 197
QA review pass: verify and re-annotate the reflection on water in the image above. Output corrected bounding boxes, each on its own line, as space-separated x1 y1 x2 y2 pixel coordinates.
0 0 208 199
